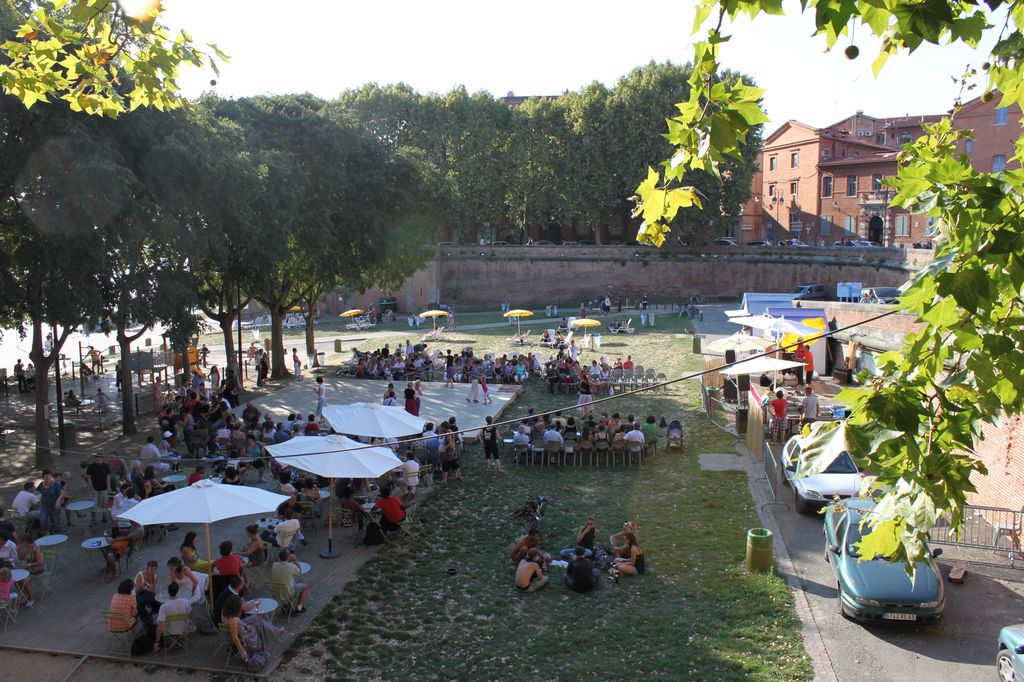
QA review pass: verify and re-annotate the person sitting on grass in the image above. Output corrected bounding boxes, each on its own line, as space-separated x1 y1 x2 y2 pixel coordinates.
565 546 597 593
515 548 549 592
510 528 546 564
609 522 636 559
609 531 645 580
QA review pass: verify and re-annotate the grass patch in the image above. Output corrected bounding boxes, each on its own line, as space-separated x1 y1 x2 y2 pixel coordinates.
282 315 812 681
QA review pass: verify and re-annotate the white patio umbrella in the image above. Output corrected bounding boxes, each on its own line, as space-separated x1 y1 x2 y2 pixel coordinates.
266 435 402 558
323 402 425 438
705 333 776 355
730 314 819 338
118 480 289 603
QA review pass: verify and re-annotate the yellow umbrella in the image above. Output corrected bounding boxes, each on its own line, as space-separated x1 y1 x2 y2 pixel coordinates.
287 305 303 313
503 309 534 333
570 318 601 328
780 317 826 350
339 309 365 318
419 309 449 330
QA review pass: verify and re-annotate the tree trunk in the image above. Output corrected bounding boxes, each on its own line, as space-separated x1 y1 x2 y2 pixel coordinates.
270 308 287 379
220 317 237 378
178 334 192 390
304 311 317 367
28 318 54 469
117 326 137 436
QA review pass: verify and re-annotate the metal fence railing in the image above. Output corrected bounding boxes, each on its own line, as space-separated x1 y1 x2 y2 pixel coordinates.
929 504 1024 566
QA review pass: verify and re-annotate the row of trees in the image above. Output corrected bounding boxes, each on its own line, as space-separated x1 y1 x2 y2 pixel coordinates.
334 62 761 242
0 93 439 465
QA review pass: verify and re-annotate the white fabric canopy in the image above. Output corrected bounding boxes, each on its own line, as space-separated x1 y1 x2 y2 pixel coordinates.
724 309 748 317
323 402 425 437
729 315 819 337
117 479 289 525
719 357 807 376
266 435 402 479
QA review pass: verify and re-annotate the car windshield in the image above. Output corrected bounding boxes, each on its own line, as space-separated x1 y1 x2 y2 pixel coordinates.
792 286 807 293
873 287 899 298
824 452 858 474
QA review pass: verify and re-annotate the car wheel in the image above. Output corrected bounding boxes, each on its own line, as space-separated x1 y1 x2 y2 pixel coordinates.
997 649 1016 682
794 489 809 514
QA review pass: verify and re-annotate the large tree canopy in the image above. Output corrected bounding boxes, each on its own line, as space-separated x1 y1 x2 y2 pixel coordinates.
633 0 1024 572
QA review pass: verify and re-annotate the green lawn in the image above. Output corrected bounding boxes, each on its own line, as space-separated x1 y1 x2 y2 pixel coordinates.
281 316 812 681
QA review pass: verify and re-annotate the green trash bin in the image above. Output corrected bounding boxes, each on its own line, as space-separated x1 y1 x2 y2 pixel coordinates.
745 528 774 573
334 339 343 353
691 335 701 354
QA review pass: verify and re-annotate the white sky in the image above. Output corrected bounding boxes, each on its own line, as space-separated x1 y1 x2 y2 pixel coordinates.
163 0 997 132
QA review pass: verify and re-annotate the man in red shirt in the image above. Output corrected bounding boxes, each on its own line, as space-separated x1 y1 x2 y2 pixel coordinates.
187 465 206 485
769 390 789 444
373 485 407 533
213 539 245 581
303 414 320 435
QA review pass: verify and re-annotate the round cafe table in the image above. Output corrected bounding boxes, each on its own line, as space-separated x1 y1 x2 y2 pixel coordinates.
245 597 278 617
299 561 311 575
81 536 111 551
66 500 96 514
10 568 29 583
36 534 68 548
162 474 186 484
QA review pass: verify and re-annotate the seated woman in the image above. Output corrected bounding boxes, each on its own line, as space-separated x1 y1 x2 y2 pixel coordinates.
610 531 645 579
236 524 266 567
102 522 144 581
143 466 169 498
167 556 206 605
339 485 366 531
221 465 242 486
107 579 137 632
64 389 82 408
222 593 283 667
179 531 211 573
0 566 18 611
299 478 322 515
134 560 161 618
540 330 552 344
608 522 636 559
607 321 621 332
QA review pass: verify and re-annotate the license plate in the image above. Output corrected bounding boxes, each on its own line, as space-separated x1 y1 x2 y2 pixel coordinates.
883 612 917 621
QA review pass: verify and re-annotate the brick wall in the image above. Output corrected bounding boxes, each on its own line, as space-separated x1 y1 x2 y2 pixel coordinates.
971 416 1024 510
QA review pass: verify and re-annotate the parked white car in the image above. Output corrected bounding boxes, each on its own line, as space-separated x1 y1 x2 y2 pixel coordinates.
781 435 864 513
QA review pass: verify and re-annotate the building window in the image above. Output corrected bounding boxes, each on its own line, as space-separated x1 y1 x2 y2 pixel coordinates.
872 174 883 191
790 151 799 168
895 214 909 237
820 216 831 236
993 154 1007 173
996 107 1008 126
965 139 974 155
769 155 777 171
822 176 833 197
768 183 776 197
790 181 797 196
875 132 886 145
821 147 831 160
844 215 856 234
789 208 800 228
846 175 857 195
899 133 913 144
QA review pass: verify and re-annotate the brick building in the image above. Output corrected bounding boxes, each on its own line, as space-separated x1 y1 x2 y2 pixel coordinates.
738 102 1022 247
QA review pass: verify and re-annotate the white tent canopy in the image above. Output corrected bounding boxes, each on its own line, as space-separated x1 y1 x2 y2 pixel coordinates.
705 333 776 354
323 402 425 438
719 357 806 375
266 435 402 479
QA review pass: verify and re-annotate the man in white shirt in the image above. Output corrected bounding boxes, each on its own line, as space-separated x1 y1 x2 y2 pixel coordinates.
542 425 564 446
800 386 820 427
274 509 302 548
568 340 580 363
12 482 40 521
139 436 166 470
0 533 18 565
153 582 193 652
624 426 646 446
400 453 420 498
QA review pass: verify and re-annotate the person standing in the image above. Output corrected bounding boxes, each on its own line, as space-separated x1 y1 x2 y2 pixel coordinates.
479 373 491 404
793 339 809 386
576 375 594 417
769 390 789 444
444 350 455 388
466 360 481 404
404 382 418 416
800 386 819 428
314 377 327 424
85 453 112 527
292 348 302 379
414 380 423 414
200 344 210 367
36 470 65 534
14 360 26 393
479 416 502 472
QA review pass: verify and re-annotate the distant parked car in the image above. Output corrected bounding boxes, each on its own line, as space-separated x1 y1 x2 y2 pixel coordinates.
778 238 810 248
792 283 826 300
578 239 596 246
997 624 1024 682
562 240 579 246
530 240 556 246
492 241 510 246
781 435 864 513
436 241 454 246
861 286 901 304
746 240 773 247
850 240 881 248
824 499 945 624
714 238 740 246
